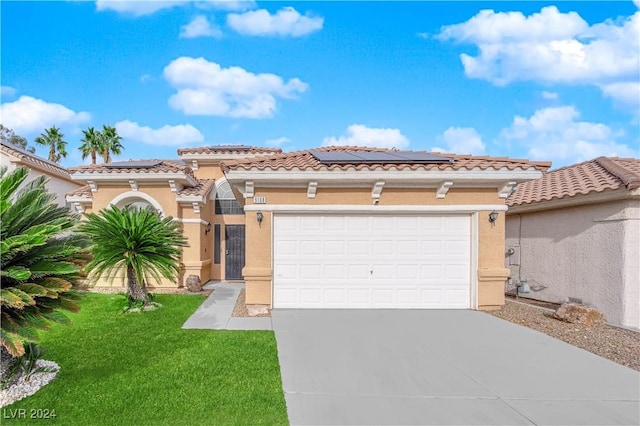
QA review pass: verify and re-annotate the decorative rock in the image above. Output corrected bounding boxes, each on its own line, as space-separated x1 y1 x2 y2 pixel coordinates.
553 302 605 326
247 304 270 317
185 275 202 292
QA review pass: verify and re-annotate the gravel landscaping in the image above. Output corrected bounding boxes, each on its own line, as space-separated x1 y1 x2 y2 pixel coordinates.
232 289 271 317
488 299 640 372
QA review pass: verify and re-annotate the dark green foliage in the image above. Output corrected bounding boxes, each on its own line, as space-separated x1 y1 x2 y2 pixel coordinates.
79 206 187 303
0 167 88 357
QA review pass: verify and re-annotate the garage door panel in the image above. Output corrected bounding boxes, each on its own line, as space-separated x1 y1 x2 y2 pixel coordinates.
273 214 471 309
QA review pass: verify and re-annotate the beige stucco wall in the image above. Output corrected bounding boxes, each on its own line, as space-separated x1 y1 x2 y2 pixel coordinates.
1 154 82 208
506 198 640 330
242 185 509 309
80 182 214 289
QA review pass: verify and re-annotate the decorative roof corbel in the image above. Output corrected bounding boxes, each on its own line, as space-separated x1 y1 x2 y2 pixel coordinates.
371 181 385 204
244 181 254 198
436 181 453 199
498 181 517 199
307 181 318 199
87 181 98 193
128 180 138 191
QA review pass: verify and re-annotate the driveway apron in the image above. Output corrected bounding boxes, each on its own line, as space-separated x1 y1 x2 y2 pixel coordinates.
271 309 640 425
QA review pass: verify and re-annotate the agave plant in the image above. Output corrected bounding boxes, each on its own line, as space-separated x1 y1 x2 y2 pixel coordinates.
0 167 87 359
79 206 186 305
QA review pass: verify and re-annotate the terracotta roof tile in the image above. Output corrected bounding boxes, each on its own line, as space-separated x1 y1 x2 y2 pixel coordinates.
177 146 282 155
66 185 93 198
177 179 216 197
68 160 195 179
507 157 640 206
1 140 73 181
220 146 551 173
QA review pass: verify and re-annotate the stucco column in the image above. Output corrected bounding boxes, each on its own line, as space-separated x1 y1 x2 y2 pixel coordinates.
243 210 273 306
477 209 510 310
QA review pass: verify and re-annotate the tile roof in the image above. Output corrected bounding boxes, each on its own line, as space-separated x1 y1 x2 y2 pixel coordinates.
177 179 216 197
66 185 93 198
68 160 195 179
220 146 551 173
1 140 73 181
177 146 282 155
507 157 640 206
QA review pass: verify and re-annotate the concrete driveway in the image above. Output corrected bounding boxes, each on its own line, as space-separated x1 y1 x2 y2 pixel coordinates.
272 309 640 425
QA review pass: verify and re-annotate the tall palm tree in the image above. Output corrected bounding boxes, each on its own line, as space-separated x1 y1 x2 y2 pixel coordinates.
0 167 87 359
80 206 186 305
79 127 102 165
34 126 68 163
99 125 123 164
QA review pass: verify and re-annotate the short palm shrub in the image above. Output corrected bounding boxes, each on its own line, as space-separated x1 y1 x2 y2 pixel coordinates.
0 167 87 361
79 206 187 306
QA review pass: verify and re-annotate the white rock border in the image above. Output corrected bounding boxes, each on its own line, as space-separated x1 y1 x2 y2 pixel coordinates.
0 360 59 408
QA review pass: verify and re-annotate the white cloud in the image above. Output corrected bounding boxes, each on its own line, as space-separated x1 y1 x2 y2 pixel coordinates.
180 15 223 38
115 120 204 146
265 136 290 147
197 1 255 11
96 0 185 16
0 96 90 135
500 106 637 165
438 6 640 108
227 7 323 37
599 82 640 110
163 56 308 118
322 124 410 149
96 0 255 16
433 127 486 155
1 86 16 97
541 91 559 100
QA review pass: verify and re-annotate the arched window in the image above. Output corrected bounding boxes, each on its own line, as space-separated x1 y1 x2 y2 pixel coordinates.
123 199 157 213
109 191 164 217
215 180 244 215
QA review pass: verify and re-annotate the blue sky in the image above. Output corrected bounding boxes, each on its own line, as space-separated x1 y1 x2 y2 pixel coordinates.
1 1 638 169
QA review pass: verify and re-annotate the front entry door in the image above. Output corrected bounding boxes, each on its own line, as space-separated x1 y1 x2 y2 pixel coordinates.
225 225 245 280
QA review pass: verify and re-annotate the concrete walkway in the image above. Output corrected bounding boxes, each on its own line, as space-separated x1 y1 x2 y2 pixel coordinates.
182 282 272 330
272 309 640 425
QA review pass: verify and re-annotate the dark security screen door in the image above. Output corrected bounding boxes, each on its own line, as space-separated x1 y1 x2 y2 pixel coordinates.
225 225 245 280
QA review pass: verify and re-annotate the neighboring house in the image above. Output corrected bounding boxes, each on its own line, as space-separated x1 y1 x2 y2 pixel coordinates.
506 157 640 330
67 144 549 311
0 139 82 208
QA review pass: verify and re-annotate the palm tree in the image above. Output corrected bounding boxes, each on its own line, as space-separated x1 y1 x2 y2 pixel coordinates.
34 126 68 163
79 206 186 305
0 167 87 360
99 125 123 164
79 127 102 165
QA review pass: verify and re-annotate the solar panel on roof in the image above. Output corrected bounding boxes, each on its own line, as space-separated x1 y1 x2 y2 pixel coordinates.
105 161 162 168
209 145 252 151
311 151 454 164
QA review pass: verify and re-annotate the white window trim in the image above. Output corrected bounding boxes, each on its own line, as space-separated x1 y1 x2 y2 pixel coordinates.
109 191 165 217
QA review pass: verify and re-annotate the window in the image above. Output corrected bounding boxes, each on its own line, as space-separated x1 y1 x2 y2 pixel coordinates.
213 224 221 264
215 180 244 215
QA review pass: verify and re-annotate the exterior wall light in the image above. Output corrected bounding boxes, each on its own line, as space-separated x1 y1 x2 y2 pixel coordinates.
204 222 211 235
256 211 263 226
488 210 499 226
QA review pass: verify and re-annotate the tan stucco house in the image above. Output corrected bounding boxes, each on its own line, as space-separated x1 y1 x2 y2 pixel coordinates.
67 146 549 309
1 140 82 208
506 157 640 330
67 145 549 311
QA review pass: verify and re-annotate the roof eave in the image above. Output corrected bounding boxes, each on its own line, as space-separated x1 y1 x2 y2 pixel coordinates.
507 187 639 214
70 171 198 187
223 168 544 185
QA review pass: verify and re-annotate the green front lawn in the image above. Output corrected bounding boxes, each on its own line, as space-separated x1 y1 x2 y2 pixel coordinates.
4 293 288 425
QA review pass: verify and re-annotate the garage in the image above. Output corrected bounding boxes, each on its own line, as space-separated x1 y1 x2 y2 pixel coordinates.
273 214 472 309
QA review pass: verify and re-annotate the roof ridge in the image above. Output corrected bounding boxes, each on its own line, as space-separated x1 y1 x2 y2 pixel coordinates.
595 157 640 190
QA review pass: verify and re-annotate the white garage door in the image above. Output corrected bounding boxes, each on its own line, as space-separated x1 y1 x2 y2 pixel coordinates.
273 214 471 309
